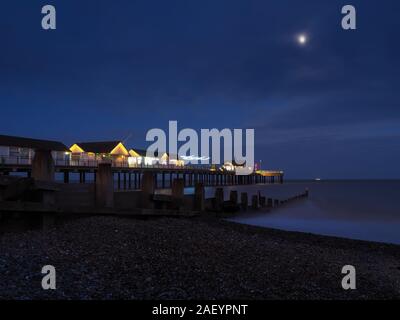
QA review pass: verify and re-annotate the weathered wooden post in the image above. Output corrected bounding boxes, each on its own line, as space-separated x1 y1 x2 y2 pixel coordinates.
31 150 55 182
172 178 184 198
260 196 266 207
214 187 224 211
172 178 185 208
194 182 205 211
142 172 155 193
241 192 248 211
141 171 155 208
251 195 259 209
230 190 238 205
96 163 114 208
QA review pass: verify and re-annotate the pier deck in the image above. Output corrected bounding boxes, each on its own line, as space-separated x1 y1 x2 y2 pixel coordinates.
0 157 284 188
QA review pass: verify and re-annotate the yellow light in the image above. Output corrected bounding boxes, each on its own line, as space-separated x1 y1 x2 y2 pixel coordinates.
110 142 129 156
70 144 84 153
129 149 141 157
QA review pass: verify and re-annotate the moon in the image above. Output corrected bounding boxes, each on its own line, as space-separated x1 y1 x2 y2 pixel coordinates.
297 34 307 45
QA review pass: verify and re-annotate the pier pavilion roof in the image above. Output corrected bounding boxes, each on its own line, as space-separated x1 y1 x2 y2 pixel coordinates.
129 149 147 157
129 149 173 159
0 134 69 152
70 141 129 156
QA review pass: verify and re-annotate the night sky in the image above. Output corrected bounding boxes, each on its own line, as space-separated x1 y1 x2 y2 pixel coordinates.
1 0 400 179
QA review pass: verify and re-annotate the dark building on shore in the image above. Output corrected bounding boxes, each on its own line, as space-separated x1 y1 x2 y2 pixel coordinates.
0 134 70 164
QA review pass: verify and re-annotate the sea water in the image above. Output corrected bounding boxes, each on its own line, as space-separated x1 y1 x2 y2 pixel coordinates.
204 180 400 245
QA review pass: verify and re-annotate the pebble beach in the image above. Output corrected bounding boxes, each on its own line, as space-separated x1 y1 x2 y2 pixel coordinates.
1 215 400 300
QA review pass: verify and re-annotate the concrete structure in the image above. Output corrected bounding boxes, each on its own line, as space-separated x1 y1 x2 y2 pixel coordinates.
140 171 155 208
95 163 114 208
32 150 55 181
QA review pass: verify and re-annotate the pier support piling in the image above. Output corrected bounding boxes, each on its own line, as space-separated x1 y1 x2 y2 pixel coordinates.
141 172 155 208
31 150 55 182
251 195 259 209
172 179 184 199
194 182 205 211
95 163 114 208
241 192 248 211
260 196 266 207
230 190 238 205
214 188 224 211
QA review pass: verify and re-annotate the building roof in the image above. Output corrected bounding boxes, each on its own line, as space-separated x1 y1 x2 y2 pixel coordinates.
129 149 147 157
130 149 175 158
72 141 123 154
0 134 69 152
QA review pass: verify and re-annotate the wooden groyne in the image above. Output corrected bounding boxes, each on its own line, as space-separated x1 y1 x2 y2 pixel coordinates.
207 188 309 215
0 165 299 225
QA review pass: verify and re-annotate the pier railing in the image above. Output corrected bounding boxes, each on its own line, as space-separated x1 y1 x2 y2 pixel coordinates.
0 156 215 171
0 156 31 166
0 156 283 176
56 159 215 171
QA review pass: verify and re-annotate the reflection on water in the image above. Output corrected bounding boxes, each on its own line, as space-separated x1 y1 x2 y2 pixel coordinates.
226 180 400 245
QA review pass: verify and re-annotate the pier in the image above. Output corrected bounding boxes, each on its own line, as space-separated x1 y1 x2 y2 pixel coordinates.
0 134 285 217
0 134 284 189
0 157 284 189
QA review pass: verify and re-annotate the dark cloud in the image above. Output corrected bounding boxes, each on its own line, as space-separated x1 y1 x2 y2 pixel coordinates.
1 0 399 178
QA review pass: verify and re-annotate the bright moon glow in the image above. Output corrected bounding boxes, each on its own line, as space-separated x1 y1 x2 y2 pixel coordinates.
298 34 307 45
